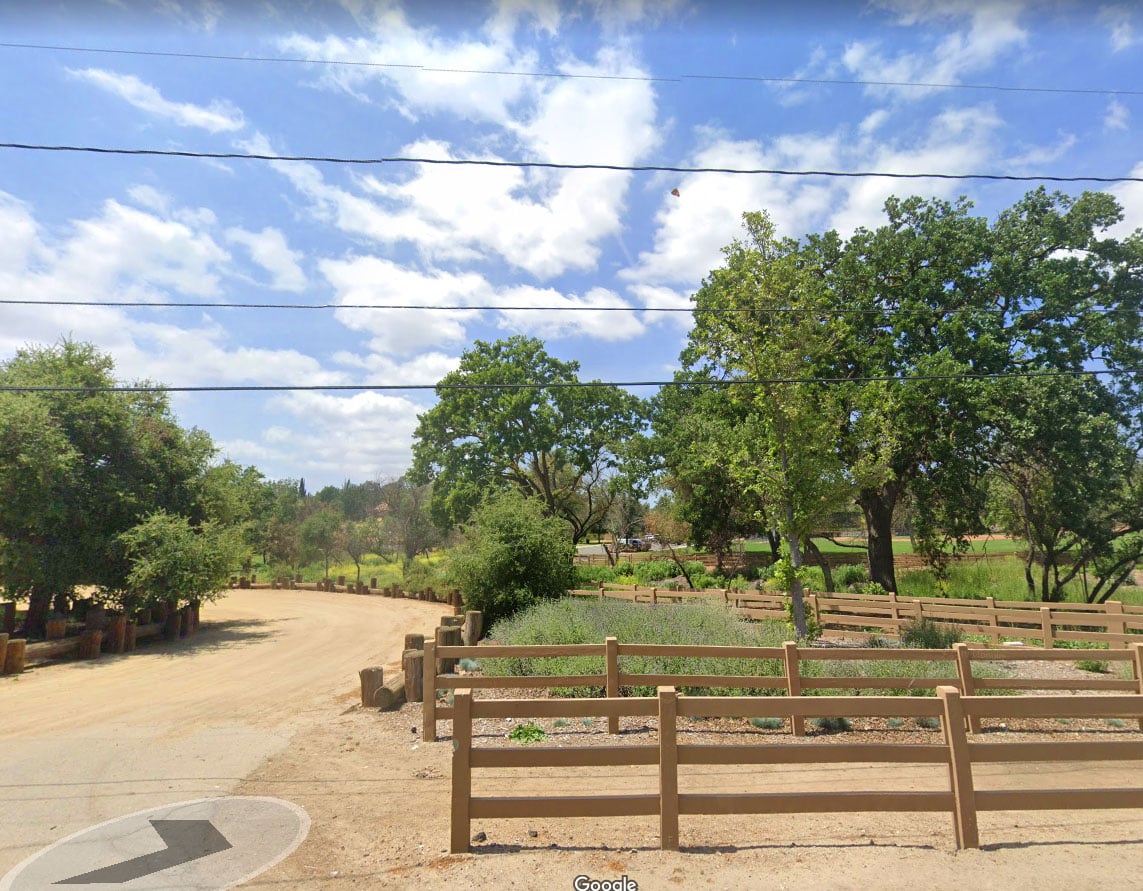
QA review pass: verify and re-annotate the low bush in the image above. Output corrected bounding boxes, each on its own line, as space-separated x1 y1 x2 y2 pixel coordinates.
749 717 785 730
484 597 789 696
837 564 869 588
813 716 851 734
1075 659 1110 674
899 618 963 649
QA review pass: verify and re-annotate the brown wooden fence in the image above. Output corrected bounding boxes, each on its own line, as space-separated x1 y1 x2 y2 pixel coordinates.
449 684 1143 853
422 638 1143 741
568 586 1143 647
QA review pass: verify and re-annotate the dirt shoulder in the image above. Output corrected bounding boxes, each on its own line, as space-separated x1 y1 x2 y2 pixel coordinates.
240 693 1143 891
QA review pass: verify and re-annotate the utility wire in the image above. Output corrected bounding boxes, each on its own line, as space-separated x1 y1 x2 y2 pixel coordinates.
0 368 1126 394
3 41 1141 96
1 143 1140 183
1 298 1138 317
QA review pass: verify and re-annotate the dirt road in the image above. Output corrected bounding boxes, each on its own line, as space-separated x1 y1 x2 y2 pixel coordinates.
0 588 450 876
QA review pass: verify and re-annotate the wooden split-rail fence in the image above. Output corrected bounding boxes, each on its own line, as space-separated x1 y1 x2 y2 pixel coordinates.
569 586 1143 648
422 638 1143 741
449 684 1143 853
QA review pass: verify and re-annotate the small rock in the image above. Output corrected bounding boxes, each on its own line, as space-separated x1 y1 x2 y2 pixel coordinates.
411 726 417 733
472 831 487 843
528 830 538 838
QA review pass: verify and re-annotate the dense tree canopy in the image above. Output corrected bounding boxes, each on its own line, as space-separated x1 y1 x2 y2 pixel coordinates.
410 336 647 543
660 189 1142 594
0 341 231 635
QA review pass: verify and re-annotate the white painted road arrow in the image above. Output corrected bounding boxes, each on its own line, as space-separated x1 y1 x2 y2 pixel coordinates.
0 797 308 890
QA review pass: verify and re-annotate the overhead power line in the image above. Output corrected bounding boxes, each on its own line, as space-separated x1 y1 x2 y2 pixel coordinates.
1 142 1140 183
0 368 1126 394
1 298 1137 318
3 41 1141 97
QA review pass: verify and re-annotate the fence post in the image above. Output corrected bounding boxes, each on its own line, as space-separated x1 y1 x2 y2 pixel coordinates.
1106 601 1127 649
912 598 924 623
450 689 473 853
423 640 438 742
658 686 680 851
1132 643 1143 732
0 633 7 673
888 590 900 623
783 642 804 737
651 587 658 604
985 597 1000 646
937 685 980 849
606 636 620 735
808 591 822 630
953 643 981 734
1040 607 1055 648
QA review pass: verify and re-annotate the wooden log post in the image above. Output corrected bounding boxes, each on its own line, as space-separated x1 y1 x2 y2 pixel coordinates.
0 633 7 672
784 641 805 737
124 621 138 653
658 686 680 851
85 606 107 633
463 610 483 646
436 626 462 674
1106 601 1128 649
103 615 127 654
3 638 26 674
450 689 473 854
77 630 103 660
985 597 1001 645
337 575 346 588
1040 607 1055 648
45 618 67 640
441 615 464 628
359 666 386 708
937 685 980 849
423 640 438 742
403 649 425 702
405 633 425 652
953 643 981 734
1132 643 1143 732
606 636 620 734
1 601 15 635
163 602 182 641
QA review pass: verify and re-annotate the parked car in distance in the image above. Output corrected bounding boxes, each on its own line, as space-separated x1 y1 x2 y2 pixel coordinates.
618 537 651 552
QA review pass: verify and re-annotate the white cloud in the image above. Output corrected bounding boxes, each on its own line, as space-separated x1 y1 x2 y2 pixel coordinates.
225 227 307 292
1099 5 1138 51
241 390 427 479
321 255 649 355
1106 98 1130 131
622 103 1004 288
837 1 1029 101
1105 160 1143 238
493 285 646 341
68 68 245 133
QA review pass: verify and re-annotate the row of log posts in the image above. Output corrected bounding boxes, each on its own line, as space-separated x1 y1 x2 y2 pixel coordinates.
2 634 25 674
421 609 484 742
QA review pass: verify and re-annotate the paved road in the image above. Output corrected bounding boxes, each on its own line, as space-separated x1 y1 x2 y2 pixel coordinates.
0 589 449 876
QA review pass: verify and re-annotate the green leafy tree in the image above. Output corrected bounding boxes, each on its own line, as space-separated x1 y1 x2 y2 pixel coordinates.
378 476 442 563
342 519 379 583
446 489 576 627
410 336 646 544
300 507 344 579
0 341 216 636
681 211 859 635
118 510 246 612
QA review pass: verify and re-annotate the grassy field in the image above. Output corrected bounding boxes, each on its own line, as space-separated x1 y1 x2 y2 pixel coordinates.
743 535 1027 556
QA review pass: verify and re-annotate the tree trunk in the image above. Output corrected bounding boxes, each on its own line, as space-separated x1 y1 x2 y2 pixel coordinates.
857 487 898 592
802 538 834 593
787 531 808 639
21 587 51 639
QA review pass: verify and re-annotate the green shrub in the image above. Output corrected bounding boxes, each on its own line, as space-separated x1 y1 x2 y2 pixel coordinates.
1075 659 1110 674
913 716 940 730
447 490 576 627
865 634 892 648
458 658 481 672
899 618 963 649
485 597 789 696
837 564 869 588
812 716 851 734
508 722 547 744
750 717 785 730
887 718 905 729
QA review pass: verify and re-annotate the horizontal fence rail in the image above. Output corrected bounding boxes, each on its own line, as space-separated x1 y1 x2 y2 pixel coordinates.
567 586 1143 648
421 639 1143 741
450 685 1143 853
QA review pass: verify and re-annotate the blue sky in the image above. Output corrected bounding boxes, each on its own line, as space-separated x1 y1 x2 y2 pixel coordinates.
2 0 1142 488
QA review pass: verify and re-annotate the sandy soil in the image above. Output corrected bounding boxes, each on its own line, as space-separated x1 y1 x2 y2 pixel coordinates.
0 588 450 875
240 676 1143 890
